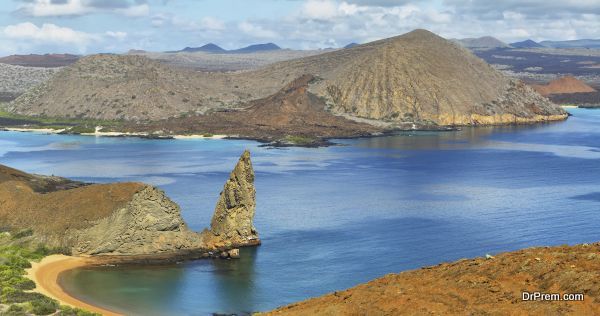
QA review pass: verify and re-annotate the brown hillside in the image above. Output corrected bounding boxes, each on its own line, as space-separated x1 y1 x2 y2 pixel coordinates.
7 54 249 121
9 29 567 127
264 243 600 315
126 74 378 143
258 29 565 125
0 54 79 67
531 76 597 96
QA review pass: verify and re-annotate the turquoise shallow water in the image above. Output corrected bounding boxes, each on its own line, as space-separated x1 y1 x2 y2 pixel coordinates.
1 108 600 315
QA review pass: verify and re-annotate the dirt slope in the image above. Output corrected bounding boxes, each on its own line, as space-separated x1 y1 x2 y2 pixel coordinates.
531 76 597 96
125 74 378 143
264 243 600 315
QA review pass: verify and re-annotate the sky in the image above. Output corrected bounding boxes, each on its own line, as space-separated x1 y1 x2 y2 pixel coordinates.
0 0 599 55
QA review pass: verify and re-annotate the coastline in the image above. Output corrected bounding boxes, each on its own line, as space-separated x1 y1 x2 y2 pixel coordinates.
26 255 122 316
1 127 229 140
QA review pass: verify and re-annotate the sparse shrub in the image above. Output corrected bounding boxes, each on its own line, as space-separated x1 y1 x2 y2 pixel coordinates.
11 229 33 240
58 305 101 316
5 304 26 316
29 297 59 315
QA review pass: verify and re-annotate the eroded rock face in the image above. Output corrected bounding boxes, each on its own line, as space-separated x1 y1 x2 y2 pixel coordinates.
71 186 203 256
208 150 260 247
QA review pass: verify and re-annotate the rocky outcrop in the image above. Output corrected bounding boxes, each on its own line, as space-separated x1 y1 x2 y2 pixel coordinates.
70 186 203 256
0 151 259 260
207 150 260 247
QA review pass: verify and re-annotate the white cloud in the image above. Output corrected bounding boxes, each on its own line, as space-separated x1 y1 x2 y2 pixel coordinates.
233 0 600 48
302 0 340 20
115 4 150 17
200 17 226 31
20 0 89 17
3 0 600 53
151 14 226 33
1 22 130 54
18 0 150 17
105 31 128 41
3 22 96 46
238 21 278 39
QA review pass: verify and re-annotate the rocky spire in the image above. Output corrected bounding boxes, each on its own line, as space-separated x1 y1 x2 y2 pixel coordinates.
209 150 259 246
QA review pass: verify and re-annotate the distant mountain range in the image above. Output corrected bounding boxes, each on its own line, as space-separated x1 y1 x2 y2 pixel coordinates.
344 43 359 48
453 36 510 49
168 43 281 54
509 38 600 49
509 39 544 48
455 36 600 49
539 39 600 49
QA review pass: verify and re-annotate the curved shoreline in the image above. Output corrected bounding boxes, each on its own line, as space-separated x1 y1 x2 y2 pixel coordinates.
26 255 122 316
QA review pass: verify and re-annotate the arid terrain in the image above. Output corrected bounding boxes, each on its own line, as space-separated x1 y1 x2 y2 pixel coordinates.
264 243 600 315
121 74 380 145
531 76 596 96
0 54 79 68
0 63 60 102
7 29 566 133
473 47 600 86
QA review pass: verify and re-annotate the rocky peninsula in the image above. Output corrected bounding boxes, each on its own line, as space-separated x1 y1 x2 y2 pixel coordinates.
0 150 259 261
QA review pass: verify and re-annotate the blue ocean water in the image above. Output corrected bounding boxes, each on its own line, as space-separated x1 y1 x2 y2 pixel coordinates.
1 108 599 315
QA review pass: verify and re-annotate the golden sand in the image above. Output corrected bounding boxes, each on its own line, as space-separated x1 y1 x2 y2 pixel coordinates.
26 255 122 316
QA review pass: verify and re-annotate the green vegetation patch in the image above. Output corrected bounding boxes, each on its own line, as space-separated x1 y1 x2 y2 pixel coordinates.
0 108 122 132
283 135 318 146
0 236 99 316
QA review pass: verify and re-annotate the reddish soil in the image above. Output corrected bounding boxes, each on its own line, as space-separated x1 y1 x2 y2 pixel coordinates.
531 76 596 96
0 164 144 235
124 75 379 144
263 243 600 315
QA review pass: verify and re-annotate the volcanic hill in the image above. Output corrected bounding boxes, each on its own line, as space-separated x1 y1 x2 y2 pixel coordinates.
9 29 566 128
531 76 597 96
8 54 248 121
0 151 259 260
264 243 600 315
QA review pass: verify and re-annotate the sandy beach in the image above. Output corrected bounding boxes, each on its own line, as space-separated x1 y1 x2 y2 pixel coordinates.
3 127 65 134
2 126 229 140
172 134 228 139
26 255 122 316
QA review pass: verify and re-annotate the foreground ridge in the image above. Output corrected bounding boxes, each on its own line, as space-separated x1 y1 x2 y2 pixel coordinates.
262 243 600 315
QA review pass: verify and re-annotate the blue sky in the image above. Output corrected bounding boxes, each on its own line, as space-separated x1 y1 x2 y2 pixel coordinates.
1 0 599 55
